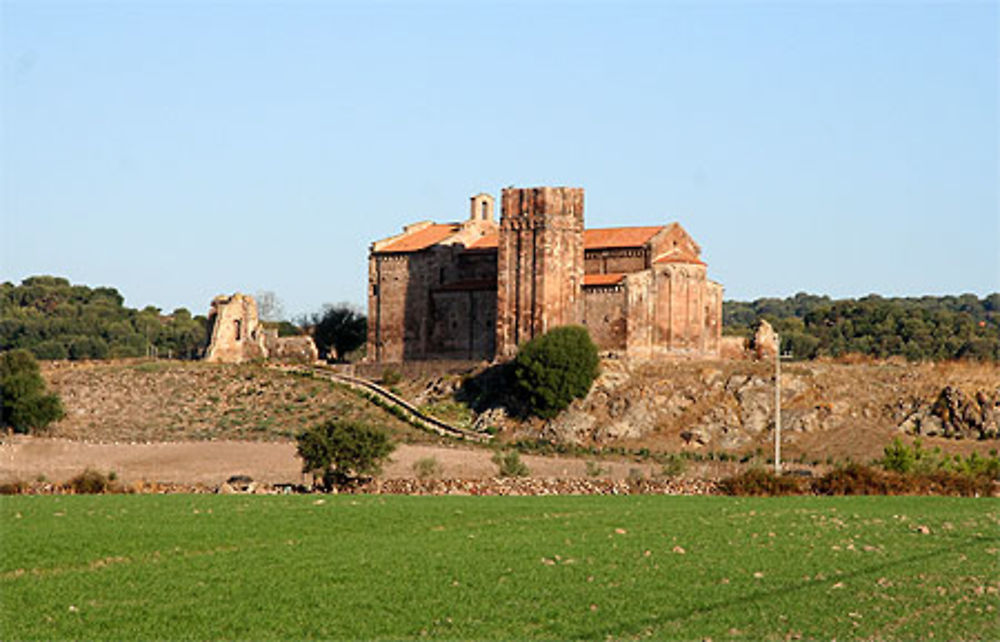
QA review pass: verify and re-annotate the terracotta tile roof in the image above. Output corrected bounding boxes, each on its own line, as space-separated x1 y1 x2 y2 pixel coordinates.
466 233 498 250
583 226 664 249
583 273 626 286
377 224 460 253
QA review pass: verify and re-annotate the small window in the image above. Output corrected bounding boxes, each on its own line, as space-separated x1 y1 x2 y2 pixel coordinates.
234 320 242 341
481 200 488 219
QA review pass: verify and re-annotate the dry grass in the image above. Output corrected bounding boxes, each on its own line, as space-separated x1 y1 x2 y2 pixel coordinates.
40 360 435 444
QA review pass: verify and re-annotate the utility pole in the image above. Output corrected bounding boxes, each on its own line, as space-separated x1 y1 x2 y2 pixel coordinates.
774 331 782 475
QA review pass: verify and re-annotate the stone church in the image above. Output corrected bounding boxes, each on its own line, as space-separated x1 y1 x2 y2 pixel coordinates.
367 186 723 363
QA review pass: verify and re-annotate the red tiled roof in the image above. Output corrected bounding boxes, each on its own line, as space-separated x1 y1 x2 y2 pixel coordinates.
381 224 671 254
583 273 626 286
583 226 664 249
466 233 498 250
377 224 460 253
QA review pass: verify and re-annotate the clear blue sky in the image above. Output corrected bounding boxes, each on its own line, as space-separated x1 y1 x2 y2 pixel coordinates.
2 0 997 319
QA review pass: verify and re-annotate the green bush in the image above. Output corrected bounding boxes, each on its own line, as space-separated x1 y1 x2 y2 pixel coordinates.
513 326 599 419
0 349 65 434
492 450 529 478
296 420 395 489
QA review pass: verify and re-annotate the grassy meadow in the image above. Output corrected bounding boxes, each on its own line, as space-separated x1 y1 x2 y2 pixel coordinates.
2 495 997 640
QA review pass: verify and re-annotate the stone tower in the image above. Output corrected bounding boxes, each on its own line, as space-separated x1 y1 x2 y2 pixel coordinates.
496 186 585 358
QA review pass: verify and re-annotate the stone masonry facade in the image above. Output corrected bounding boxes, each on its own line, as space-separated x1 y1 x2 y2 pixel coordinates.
367 186 723 363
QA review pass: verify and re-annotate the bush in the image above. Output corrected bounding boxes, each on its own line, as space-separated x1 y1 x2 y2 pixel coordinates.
412 456 442 479
718 468 804 496
296 420 395 489
0 349 65 434
513 326 599 419
66 468 120 494
585 460 606 477
492 450 529 478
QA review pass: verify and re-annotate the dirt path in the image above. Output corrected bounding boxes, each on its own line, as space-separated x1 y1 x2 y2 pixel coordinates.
0 437 690 486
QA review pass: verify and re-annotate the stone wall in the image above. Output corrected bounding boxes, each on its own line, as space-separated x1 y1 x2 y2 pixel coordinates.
496 187 585 358
204 294 268 363
583 286 627 350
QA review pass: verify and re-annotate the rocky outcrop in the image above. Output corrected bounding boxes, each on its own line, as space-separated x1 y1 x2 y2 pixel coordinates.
897 386 999 440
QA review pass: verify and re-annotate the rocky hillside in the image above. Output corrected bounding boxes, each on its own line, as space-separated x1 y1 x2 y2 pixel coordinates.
445 358 999 463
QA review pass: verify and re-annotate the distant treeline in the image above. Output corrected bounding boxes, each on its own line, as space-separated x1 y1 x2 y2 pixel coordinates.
1 276 208 360
724 292 1000 361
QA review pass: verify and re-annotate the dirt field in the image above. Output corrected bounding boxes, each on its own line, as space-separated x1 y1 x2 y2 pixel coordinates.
0 437 723 486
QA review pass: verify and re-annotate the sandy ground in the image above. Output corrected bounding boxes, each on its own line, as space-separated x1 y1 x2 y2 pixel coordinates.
0 437 689 486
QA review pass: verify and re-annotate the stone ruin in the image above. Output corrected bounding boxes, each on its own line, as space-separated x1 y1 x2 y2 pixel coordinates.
204 293 318 365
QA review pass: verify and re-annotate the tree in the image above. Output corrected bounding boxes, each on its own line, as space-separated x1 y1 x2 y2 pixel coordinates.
255 291 285 323
296 420 395 489
0 349 65 433
513 325 600 419
302 303 367 361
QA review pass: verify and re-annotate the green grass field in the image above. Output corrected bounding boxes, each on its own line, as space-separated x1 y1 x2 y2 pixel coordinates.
2 495 997 640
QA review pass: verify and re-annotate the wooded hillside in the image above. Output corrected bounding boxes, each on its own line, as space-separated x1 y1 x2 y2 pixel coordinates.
724 292 999 361
1 276 207 359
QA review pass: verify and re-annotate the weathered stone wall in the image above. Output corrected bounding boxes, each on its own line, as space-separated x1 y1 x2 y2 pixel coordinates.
496 187 585 358
583 286 628 350
428 289 496 360
263 330 319 365
204 294 268 363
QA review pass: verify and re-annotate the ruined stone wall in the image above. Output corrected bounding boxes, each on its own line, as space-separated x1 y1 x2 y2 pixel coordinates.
496 187 585 358
204 294 268 363
205 294 317 364
583 287 627 350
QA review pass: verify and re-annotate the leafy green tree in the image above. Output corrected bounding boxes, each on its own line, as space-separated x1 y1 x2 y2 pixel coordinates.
301 303 367 361
296 420 395 489
513 325 600 419
0 349 65 433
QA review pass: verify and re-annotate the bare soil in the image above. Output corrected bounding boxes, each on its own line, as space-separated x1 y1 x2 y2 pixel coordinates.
0 437 706 486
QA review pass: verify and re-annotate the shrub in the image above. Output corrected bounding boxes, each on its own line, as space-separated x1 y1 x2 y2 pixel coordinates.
381 369 403 386
296 420 395 489
67 468 119 494
513 326 599 419
718 468 804 496
585 460 606 477
492 450 529 478
0 349 65 434
0 480 28 495
812 463 891 495
412 456 442 479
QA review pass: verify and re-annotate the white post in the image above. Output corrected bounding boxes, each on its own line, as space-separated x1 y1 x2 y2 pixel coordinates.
774 331 781 475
